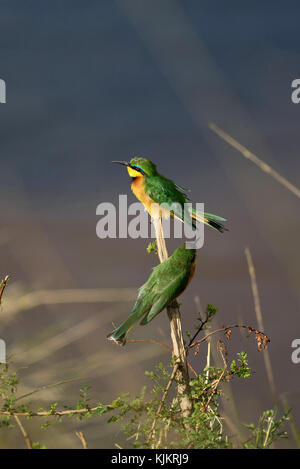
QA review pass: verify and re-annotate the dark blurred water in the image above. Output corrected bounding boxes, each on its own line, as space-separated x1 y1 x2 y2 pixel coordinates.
0 0 299 448
1 0 300 196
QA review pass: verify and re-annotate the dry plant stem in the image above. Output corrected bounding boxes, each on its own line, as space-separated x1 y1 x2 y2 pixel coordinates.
127 338 172 353
14 415 32 449
75 431 88 449
205 339 211 384
152 216 168 263
0 275 9 303
209 123 300 199
152 217 192 418
14 378 82 403
189 324 270 350
4 287 135 317
245 247 277 403
0 406 110 417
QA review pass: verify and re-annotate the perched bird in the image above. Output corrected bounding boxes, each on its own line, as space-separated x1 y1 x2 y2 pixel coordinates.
113 157 227 232
107 244 196 345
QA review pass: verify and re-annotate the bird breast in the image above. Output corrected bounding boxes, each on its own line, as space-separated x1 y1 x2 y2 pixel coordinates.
131 177 170 219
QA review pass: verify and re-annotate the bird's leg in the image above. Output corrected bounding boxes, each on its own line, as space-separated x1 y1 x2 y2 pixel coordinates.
152 216 193 418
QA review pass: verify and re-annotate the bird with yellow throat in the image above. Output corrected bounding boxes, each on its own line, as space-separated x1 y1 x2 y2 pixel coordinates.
113 157 227 232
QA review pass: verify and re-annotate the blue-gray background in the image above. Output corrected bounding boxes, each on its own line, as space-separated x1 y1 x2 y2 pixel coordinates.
0 0 299 448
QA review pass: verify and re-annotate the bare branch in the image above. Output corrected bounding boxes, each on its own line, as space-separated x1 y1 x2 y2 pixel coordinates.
186 308 211 350
14 415 32 449
189 324 270 352
75 431 88 449
0 405 112 418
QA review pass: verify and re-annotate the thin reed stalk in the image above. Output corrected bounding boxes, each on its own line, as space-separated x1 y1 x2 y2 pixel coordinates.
209 123 300 198
245 246 277 403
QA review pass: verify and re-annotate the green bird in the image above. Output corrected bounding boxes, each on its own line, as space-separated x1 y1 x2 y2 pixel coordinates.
107 245 197 345
113 157 227 232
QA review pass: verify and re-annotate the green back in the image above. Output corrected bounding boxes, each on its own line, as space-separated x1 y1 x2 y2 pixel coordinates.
145 173 188 207
133 245 196 324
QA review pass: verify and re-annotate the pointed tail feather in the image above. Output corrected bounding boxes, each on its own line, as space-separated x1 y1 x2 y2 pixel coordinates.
189 208 227 233
107 300 149 345
107 314 139 346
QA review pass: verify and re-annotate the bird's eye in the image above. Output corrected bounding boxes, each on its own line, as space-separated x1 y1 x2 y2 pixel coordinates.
132 165 145 174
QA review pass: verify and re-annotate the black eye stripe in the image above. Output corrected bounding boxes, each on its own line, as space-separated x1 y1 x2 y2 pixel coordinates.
131 165 145 175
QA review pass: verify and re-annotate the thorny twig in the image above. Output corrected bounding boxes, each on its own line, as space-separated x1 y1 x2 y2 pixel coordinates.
147 362 179 445
0 405 112 417
189 324 270 354
133 321 270 441
186 308 212 350
0 324 269 427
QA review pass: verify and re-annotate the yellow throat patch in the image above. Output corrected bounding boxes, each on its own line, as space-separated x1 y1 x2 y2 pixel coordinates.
127 166 142 178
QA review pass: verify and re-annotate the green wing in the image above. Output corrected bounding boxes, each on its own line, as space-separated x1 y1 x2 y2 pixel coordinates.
145 174 195 228
145 174 188 206
139 269 189 325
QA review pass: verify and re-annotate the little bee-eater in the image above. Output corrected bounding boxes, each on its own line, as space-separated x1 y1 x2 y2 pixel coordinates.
107 245 196 345
113 157 227 232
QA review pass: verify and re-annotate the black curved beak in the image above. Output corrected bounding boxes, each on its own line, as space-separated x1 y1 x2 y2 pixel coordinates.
112 161 129 167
